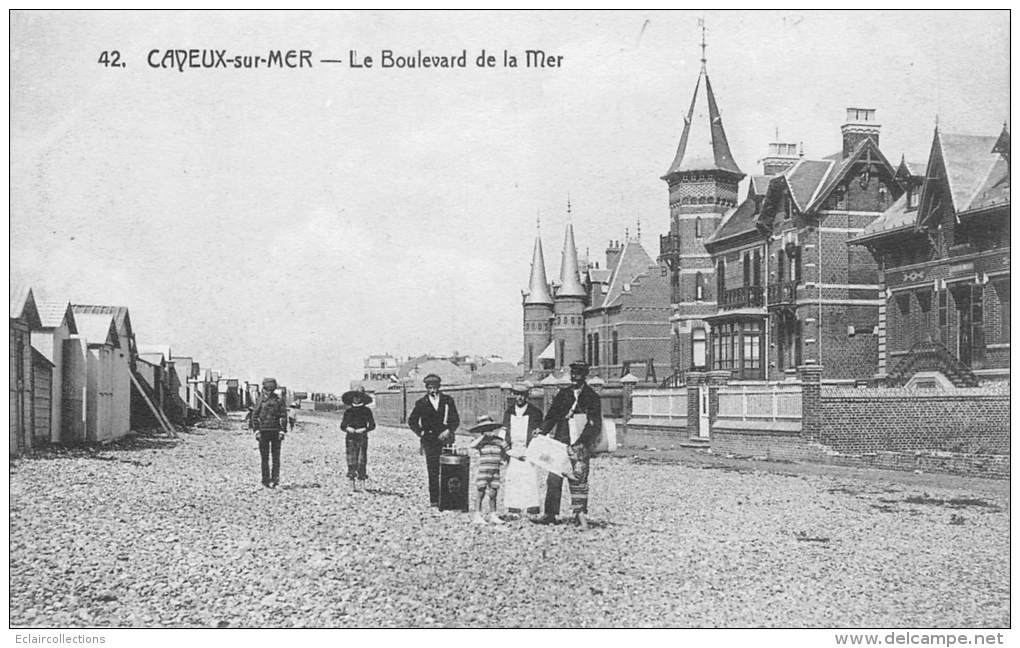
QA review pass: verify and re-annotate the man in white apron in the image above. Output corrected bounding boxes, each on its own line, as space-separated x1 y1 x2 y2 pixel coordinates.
500 382 543 519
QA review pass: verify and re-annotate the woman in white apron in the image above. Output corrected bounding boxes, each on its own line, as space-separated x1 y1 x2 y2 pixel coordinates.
501 383 543 519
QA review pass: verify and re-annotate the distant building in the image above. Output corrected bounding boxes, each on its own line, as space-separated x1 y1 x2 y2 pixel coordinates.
521 217 672 381
364 354 400 381
10 285 41 453
703 107 900 382
852 125 1010 384
30 299 78 443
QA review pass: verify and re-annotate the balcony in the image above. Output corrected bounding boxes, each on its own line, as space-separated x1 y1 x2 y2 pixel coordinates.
767 280 799 307
659 233 682 256
720 285 763 310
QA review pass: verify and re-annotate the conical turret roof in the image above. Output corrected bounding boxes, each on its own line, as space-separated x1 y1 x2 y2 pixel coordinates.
557 223 586 299
523 236 554 305
663 68 744 180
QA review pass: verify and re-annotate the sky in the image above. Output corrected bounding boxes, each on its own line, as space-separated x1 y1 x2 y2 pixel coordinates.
9 10 1009 393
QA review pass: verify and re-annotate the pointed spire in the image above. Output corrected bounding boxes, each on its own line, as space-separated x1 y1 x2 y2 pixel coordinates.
662 21 744 180
524 235 553 305
557 222 586 299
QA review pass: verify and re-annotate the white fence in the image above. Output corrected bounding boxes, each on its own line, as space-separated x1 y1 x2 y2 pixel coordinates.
717 382 803 423
630 387 688 421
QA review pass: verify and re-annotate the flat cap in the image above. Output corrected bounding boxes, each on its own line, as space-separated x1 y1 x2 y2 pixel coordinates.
423 373 442 385
568 361 590 376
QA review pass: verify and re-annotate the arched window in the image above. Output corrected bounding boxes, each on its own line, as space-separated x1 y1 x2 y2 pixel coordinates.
753 249 762 286
778 250 786 283
611 330 619 365
742 252 751 287
695 217 703 238
717 259 726 299
695 272 705 301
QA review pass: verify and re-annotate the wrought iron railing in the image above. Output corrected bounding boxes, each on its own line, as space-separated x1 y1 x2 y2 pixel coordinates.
720 285 764 309
767 280 798 306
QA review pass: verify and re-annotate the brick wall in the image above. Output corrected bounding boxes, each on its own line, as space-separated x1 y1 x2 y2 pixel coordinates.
819 385 1009 455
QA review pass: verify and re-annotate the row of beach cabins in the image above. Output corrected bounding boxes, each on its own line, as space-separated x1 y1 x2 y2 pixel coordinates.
9 285 281 455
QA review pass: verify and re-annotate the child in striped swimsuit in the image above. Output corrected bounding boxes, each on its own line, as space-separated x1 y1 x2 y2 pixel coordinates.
469 415 509 525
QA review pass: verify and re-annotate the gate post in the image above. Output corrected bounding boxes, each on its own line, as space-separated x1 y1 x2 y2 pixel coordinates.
685 371 706 439
797 365 823 441
619 373 638 445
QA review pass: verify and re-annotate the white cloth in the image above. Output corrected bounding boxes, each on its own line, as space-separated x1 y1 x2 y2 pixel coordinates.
568 413 587 445
505 455 540 512
525 436 573 478
505 415 539 511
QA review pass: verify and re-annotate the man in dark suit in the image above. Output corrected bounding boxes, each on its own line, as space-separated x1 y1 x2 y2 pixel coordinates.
532 361 601 530
251 377 289 488
407 373 460 507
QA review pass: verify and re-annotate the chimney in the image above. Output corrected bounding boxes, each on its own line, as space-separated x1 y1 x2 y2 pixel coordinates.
761 141 800 175
841 107 880 158
605 240 622 273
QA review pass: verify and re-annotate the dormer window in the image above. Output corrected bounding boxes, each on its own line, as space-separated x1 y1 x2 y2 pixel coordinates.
878 185 888 211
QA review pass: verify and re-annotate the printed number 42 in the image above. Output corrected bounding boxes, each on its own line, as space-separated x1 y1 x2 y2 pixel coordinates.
98 51 124 68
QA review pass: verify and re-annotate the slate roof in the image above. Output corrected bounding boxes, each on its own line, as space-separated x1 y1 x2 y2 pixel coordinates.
35 299 77 332
556 224 586 298
523 236 554 305
74 313 119 347
9 284 41 327
783 159 835 211
139 353 166 367
600 239 657 309
138 344 172 361
72 304 133 340
939 133 999 209
937 132 1010 214
854 193 916 241
474 361 519 376
965 156 1010 213
663 70 744 178
705 198 759 245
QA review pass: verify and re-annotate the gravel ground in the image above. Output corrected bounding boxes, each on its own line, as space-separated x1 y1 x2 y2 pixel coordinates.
10 411 1009 628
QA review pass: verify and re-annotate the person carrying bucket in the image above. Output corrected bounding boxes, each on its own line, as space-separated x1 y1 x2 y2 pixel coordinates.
407 374 460 507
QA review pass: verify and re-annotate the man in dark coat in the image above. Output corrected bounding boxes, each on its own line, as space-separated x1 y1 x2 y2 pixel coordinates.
407 373 460 507
251 377 289 488
532 361 601 529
